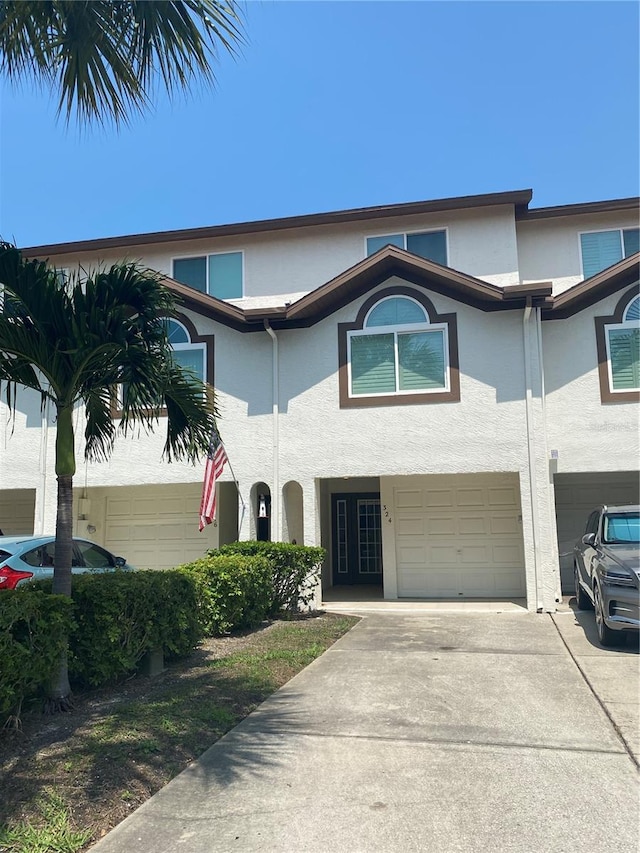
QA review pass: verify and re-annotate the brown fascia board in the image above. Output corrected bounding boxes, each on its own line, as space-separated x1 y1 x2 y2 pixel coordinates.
160 276 254 332
503 282 553 300
541 253 640 320
20 189 534 257
518 196 639 221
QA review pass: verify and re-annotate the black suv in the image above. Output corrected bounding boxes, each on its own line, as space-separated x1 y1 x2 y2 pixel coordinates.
574 505 640 647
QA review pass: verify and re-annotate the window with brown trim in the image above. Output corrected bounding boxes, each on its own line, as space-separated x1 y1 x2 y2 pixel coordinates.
114 313 214 417
338 286 460 408
595 285 640 403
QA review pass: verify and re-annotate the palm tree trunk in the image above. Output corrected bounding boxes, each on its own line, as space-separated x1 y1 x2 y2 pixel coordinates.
47 404 76 710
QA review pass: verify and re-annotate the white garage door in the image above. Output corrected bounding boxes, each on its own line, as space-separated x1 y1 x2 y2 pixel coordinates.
554 472 639 591
0 489 35 535
394 474 525 599
103 484 216 570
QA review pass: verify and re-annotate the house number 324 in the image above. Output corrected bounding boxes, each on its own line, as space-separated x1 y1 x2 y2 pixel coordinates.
382 505 392 523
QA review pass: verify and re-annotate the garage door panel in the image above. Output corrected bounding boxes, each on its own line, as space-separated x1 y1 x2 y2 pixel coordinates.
427 516 456 536
428 545 458 564
490 515 520 535
107 499 133 517
456 489 484 507
460 545 489 564
396 490 423 509
397 545 426 564
397 516 425 536
394 474 525 599
425 490 454 508
458 516 487 536
488 487 518 506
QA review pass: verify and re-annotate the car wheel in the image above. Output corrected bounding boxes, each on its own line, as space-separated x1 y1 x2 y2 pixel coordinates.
574 565 592 610
594 585 620 648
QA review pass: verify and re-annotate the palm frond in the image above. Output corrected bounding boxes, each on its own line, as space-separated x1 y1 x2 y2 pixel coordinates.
0 0 245 126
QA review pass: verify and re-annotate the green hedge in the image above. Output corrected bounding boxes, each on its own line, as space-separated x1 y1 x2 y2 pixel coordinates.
177 554 273 636
0 590 74 720
33 570 202 687
1 540 325 719
212 541 325 614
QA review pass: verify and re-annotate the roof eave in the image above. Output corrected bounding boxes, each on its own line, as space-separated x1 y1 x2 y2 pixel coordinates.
20 189 534 257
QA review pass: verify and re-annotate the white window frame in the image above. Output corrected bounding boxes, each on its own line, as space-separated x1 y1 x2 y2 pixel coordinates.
168 319 207 384
604 296 640 394
578 227 639 280
171 250 245 299
346 295 450 398
117 318 208 409
363 227 450 264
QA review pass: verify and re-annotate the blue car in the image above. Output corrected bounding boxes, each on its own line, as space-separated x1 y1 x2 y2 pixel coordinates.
0 535 133 589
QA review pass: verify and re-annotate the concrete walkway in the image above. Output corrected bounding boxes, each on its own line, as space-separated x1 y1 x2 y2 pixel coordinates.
91 610 639 853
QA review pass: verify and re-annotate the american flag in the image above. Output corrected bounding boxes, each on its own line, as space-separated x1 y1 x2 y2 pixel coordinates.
199 424 228 531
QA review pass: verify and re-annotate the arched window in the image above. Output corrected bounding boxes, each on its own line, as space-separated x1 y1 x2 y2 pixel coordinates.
596 286 640 402
165 319 206 383
605 291 640 393
347 294 450 399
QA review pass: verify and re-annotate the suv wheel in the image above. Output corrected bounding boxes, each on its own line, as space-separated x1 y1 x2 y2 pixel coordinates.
594 585 620 647
574 565 592 610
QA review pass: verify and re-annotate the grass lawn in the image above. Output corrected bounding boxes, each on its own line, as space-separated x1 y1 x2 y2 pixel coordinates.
0 612 358 853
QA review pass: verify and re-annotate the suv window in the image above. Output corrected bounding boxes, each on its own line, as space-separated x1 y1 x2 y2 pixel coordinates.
602 512 640 544
585 511 600 537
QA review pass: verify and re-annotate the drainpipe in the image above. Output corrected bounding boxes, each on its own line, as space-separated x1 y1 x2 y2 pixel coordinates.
536 306 562 605
523 299 543 611
264 321 280 541
37 396 49 535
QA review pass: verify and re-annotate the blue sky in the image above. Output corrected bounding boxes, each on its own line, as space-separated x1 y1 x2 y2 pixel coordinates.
0 1 638 249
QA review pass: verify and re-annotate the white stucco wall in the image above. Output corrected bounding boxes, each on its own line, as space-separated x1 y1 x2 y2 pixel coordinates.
542 290 640 472
32 203 521 301
517 211 639 294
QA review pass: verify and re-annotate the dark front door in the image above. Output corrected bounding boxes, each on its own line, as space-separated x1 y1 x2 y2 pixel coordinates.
332 493 383 585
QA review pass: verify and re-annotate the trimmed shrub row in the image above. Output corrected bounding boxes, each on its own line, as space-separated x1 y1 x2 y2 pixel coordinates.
0 541 325 722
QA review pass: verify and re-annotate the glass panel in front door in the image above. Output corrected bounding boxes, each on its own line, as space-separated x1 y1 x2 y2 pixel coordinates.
357 499 382 577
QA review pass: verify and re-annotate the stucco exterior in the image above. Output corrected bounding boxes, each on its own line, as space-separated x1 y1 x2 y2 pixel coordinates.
2 189 638 611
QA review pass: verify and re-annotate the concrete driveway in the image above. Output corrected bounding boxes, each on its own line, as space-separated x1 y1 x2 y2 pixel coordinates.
92 610 639 853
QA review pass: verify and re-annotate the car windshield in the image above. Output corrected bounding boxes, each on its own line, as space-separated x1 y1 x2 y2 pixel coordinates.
602 513 640 544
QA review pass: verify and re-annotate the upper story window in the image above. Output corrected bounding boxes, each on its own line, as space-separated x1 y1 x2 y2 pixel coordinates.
338 286 460 408
366 229 448 266
580 228 639 279
172 251 243 300
595 287 640 403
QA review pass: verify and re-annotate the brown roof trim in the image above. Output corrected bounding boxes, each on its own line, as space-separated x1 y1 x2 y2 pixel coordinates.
160 276 257 332
503 282 553 299
21 189 533 257
541 253 640 319
284 245 547 323
517 196 639 221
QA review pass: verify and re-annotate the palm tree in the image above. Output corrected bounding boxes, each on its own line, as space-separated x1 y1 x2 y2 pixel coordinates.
0 243 216 706
0 0 244 126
